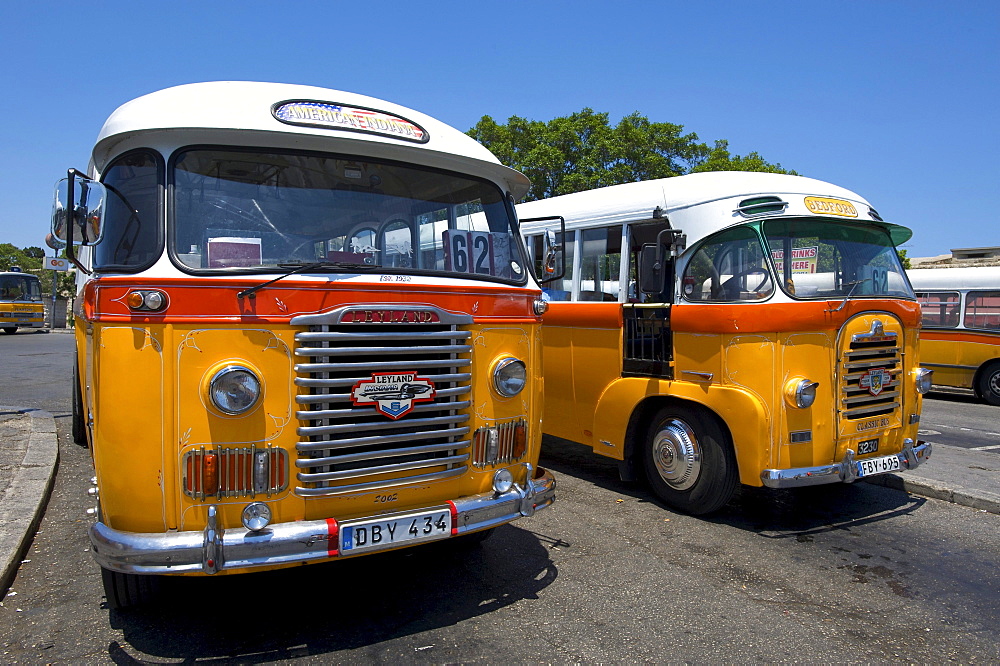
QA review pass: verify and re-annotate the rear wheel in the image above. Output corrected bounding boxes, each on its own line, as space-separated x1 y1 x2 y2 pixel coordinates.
101 567 161 610
976 362 1000 406
642 406 738 515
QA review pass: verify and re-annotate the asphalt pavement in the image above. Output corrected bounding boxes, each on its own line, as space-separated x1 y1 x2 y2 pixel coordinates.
1 406 998 598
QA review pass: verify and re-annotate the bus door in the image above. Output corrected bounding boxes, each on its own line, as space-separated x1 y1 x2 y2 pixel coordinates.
624 220 685 378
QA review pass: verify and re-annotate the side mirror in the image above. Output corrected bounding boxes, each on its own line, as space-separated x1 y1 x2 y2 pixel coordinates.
52 171 106 246
542 229 564 280
519 215 566 284
639 244 665 295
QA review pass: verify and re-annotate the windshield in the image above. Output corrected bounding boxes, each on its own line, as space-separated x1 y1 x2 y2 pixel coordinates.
0 275 42 302
170 148 528 283
762 218 912 299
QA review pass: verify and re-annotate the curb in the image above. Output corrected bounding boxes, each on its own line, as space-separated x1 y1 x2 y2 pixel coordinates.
865 470 1000 516
0 408 59 596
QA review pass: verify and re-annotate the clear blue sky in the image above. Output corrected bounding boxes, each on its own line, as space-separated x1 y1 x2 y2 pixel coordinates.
2 1 996 259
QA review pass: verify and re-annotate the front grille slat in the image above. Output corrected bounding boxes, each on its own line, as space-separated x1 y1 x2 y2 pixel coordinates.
298 413 469 438
298 441 475 469
296 429 471 453
294 358 471 374
293 314 475 498
298 453 471 484
295 372 472 389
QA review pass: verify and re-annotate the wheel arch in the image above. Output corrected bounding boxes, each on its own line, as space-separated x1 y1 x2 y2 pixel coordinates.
593 378 771 487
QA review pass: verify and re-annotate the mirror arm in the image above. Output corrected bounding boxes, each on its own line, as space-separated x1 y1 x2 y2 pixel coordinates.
64 169 92 275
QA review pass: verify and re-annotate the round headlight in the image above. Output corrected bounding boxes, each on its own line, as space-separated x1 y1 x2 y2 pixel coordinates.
493 357 527 397
493 468 514 494
241 501 272 532
784 378 819 409
914 367 933 394
210 365 262 415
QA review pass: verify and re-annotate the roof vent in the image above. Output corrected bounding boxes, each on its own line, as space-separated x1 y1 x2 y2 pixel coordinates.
735 196 787 217
868 207 883 222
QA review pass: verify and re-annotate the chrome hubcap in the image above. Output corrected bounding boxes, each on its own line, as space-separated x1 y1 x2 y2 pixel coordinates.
989 370 1000 397
651 418 701 491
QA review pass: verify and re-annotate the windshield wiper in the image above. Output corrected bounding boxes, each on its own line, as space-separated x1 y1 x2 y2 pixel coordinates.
236 261 376 300
825 278 870 313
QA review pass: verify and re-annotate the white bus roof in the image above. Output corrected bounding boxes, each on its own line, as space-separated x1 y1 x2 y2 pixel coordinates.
517 171 910 247
92 81 530 198
907 266 1000 291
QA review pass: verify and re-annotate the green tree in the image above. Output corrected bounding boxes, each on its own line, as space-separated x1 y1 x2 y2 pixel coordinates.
896 248 911 270
690 140 797 175
468 111 793 201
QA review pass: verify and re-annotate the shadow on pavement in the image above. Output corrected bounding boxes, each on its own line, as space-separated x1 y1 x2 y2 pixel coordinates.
105 523 557 662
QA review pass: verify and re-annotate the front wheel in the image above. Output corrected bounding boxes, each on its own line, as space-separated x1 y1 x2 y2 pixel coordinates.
976 362 1000 406
641 406 738 515
101 567 161 610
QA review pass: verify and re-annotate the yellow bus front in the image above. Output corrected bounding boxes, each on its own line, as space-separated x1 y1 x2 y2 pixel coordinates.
54 82 555 606
0 271 45 333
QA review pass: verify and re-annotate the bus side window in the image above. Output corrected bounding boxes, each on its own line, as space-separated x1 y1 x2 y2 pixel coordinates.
682 227 773 302
915 291 961 327
965 290 1000 330
579 226 622 302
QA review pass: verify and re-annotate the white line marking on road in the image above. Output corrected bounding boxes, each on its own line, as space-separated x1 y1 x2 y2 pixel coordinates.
970 444 1000 451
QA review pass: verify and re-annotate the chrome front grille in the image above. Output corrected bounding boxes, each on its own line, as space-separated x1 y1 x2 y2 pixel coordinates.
840 324 902 420
292 307 474 497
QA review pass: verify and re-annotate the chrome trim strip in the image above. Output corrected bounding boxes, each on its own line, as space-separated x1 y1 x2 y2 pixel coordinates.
921 362 979 371
295 330 470 344
90 467 556 574
761 441 931 489
295 372 471 389
290 304 474 327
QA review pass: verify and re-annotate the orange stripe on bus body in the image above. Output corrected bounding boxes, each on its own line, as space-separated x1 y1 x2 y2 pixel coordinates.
919 329 1000 345
542 299 920 333
83 277 541 323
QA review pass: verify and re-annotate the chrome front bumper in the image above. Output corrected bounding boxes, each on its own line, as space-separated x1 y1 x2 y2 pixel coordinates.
760 440 932 489
91 466 555 575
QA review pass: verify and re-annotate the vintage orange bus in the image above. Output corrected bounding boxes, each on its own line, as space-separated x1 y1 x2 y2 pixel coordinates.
0 269 45 334
909 266 1000 405
518 172 932 514
51 82 555 607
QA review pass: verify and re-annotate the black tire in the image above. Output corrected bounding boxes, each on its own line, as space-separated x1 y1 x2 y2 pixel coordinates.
101 567 161 610
1 327 16 334
641 406 738 515
71 354 88 446
976 362 1000 406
